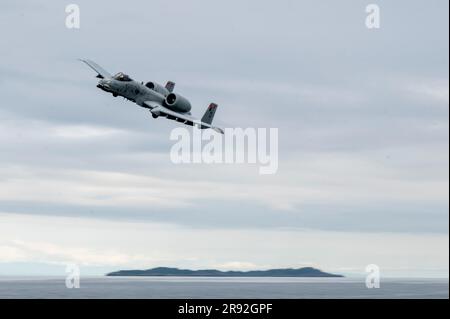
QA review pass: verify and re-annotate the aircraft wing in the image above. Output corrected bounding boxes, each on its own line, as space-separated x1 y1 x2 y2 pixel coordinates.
143 101 224 134
80 59 112 79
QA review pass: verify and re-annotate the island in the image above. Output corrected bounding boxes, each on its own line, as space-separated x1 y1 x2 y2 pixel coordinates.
106 267 343 277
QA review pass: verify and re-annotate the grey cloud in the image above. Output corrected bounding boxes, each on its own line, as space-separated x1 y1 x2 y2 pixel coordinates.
0 199 447 234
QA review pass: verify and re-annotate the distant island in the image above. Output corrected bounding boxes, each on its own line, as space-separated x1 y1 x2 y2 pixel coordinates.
106 267 343 277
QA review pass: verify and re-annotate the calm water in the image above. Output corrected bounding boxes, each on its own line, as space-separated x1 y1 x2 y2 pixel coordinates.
0 277 447 299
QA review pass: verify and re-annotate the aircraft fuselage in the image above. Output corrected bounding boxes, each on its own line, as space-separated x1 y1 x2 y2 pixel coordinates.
97 78 190 114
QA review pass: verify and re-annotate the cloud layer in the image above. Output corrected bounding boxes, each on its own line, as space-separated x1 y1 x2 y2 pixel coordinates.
0 0 448 275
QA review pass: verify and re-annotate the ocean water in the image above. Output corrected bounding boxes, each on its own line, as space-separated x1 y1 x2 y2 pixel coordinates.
0 277 447 299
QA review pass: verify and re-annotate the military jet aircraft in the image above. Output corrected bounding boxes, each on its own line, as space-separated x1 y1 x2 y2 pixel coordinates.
80 59 224 133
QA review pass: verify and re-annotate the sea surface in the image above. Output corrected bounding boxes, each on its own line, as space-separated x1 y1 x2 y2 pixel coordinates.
0 277 447 299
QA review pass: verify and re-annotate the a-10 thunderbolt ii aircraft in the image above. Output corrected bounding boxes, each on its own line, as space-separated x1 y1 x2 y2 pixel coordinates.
80 59 224 134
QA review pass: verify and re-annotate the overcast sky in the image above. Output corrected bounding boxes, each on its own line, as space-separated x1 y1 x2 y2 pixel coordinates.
0 0 448 277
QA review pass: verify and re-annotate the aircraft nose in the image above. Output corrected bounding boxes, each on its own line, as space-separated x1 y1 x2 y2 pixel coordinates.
97 79 110 88
97 79 113 92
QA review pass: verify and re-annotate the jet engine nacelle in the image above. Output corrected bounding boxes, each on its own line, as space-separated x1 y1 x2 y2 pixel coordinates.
164 93 192 113
145 81 170 96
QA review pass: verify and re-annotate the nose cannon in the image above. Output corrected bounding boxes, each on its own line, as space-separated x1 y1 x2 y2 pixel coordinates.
97 79 117 97
97 79 109 89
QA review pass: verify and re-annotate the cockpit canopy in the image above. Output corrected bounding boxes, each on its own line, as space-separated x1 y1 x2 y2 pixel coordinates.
113 72 133 82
